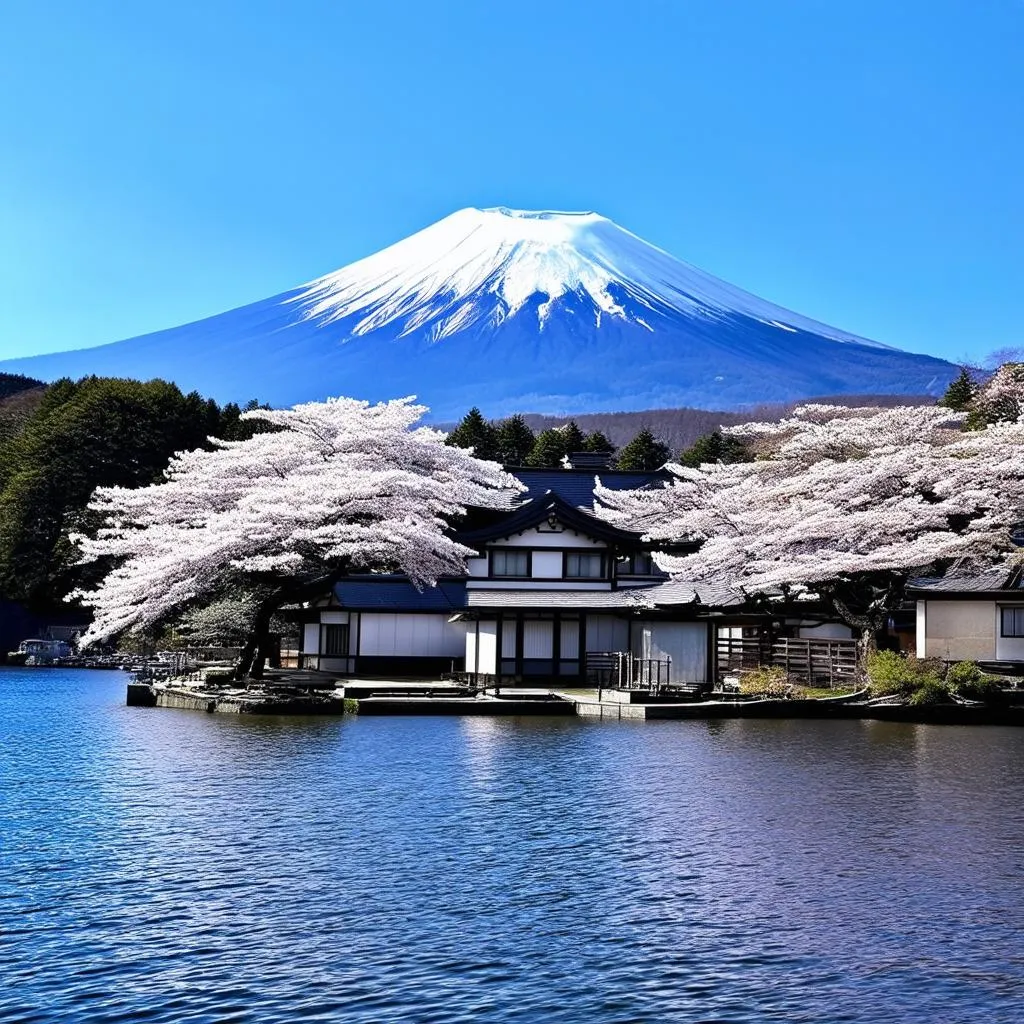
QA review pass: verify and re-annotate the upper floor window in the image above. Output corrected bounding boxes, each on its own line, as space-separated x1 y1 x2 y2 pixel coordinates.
1001 606 1024 638
491 549 530 578
616 553 655 576
565 552 606 579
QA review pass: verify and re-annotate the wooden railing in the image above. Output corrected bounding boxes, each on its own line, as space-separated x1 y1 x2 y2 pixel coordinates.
717 635 859 687
585 651 673 693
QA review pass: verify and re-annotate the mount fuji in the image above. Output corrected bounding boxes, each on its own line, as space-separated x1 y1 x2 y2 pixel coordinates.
0 207 957 417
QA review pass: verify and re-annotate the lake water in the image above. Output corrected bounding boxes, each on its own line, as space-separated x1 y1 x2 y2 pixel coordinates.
1 667 1022 1023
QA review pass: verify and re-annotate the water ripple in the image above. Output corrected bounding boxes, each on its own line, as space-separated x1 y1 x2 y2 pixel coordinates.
2 669 1023 1022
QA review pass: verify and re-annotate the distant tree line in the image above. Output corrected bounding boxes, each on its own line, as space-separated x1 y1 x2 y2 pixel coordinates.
445 405 755 472
0 376 271 615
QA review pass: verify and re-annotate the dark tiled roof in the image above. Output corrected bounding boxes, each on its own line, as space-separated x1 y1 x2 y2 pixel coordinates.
908 566 1023 594
458 491 647 546
504 468 669 510
464 589 642 610
333 577 466 611
643 580 746 608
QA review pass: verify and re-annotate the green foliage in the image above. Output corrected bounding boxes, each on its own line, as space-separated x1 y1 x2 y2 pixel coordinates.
866 650 944 698
560 420 586 453
738 666 790 698
907 677 950 706
0 373 44 401
677 430 748 468
0 376 261 611
583 430 616 455
445 407 500 461
945 660 1004 703
495 414 536 466
937 368 978 412
615 428 670 471
525 427 570 467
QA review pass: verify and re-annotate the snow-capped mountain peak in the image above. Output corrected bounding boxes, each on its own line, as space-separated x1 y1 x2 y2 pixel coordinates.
0 205 956 418
292 206 887 348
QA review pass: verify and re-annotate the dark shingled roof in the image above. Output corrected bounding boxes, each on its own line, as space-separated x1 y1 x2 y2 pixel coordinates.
908 565 1023 594
503 468 669 510
333 577 466 611
464 589 642 610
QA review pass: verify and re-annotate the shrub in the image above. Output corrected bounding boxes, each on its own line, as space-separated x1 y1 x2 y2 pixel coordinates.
866 650 944 698
739 666 791 699
908 678 951 706
946 661 1004 703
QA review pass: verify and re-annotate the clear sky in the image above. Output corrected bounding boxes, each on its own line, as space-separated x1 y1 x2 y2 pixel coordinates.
1 0 1021 364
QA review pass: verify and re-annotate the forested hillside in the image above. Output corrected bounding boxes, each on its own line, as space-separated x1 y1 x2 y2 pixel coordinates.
0 376 266 615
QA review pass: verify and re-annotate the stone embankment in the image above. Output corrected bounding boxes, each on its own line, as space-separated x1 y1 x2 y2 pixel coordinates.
126 676 1024 724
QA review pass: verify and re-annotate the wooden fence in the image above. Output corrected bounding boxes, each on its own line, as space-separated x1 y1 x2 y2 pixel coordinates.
716 635 859 688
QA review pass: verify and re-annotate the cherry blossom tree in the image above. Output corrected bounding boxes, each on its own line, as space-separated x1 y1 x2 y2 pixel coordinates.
73 396 518 676
596 402 1024 659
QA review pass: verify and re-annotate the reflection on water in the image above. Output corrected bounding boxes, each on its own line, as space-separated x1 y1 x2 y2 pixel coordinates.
1 668 1023 1023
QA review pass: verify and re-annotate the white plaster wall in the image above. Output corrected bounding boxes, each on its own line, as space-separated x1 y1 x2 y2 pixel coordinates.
532 551 562 578
923 600 996 661
586 615 629 653
634 621 708 683
466 557 488 577
500 527 605 549
358 613 466 657
467 580 610 591
916 602 927 658
996 605 1024 661
321 611 349 625
302 623 319 654
465 622 498 674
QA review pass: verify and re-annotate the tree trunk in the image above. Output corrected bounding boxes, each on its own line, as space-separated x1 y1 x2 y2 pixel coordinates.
825 591 887 684
236 599 276 681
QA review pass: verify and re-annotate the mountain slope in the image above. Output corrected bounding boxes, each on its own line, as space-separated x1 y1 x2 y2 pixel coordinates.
0 208 957 417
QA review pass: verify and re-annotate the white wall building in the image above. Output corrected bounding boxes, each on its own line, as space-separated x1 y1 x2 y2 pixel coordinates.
911 568 1024 666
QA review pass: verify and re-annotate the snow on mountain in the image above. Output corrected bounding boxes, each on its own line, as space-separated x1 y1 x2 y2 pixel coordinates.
0 207 956 418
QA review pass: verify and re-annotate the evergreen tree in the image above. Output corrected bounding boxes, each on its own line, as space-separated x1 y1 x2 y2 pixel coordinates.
525 428 569 468
560 420 586 453
0 377 229 610
615 428 670 471
938 368 978 411
677 430 748 468
446 407 499 461
495 414 536 466
583 430 616 455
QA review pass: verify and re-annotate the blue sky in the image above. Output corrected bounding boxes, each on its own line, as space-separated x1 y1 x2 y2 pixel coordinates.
1 0 1021 364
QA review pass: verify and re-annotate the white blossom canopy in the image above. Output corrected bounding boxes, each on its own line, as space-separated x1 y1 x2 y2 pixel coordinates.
595 403 1024 601
74 396 519 645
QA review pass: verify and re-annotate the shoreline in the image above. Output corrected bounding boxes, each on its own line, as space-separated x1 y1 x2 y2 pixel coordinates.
125 677 1024 725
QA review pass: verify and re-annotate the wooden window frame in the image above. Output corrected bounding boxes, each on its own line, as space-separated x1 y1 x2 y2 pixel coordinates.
489 547 532 579
1000 606 1024 638
563 550 607 580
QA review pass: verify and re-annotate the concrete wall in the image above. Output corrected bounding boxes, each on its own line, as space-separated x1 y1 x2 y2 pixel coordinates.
918 600 996 661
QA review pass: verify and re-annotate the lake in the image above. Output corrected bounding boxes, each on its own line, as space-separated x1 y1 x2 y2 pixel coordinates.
1 667 1022 1023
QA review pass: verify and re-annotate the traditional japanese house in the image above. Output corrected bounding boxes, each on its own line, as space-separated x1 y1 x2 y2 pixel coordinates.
909 565 1024 670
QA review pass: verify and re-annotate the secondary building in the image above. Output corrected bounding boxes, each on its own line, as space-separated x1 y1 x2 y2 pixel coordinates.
910 566 1024 669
